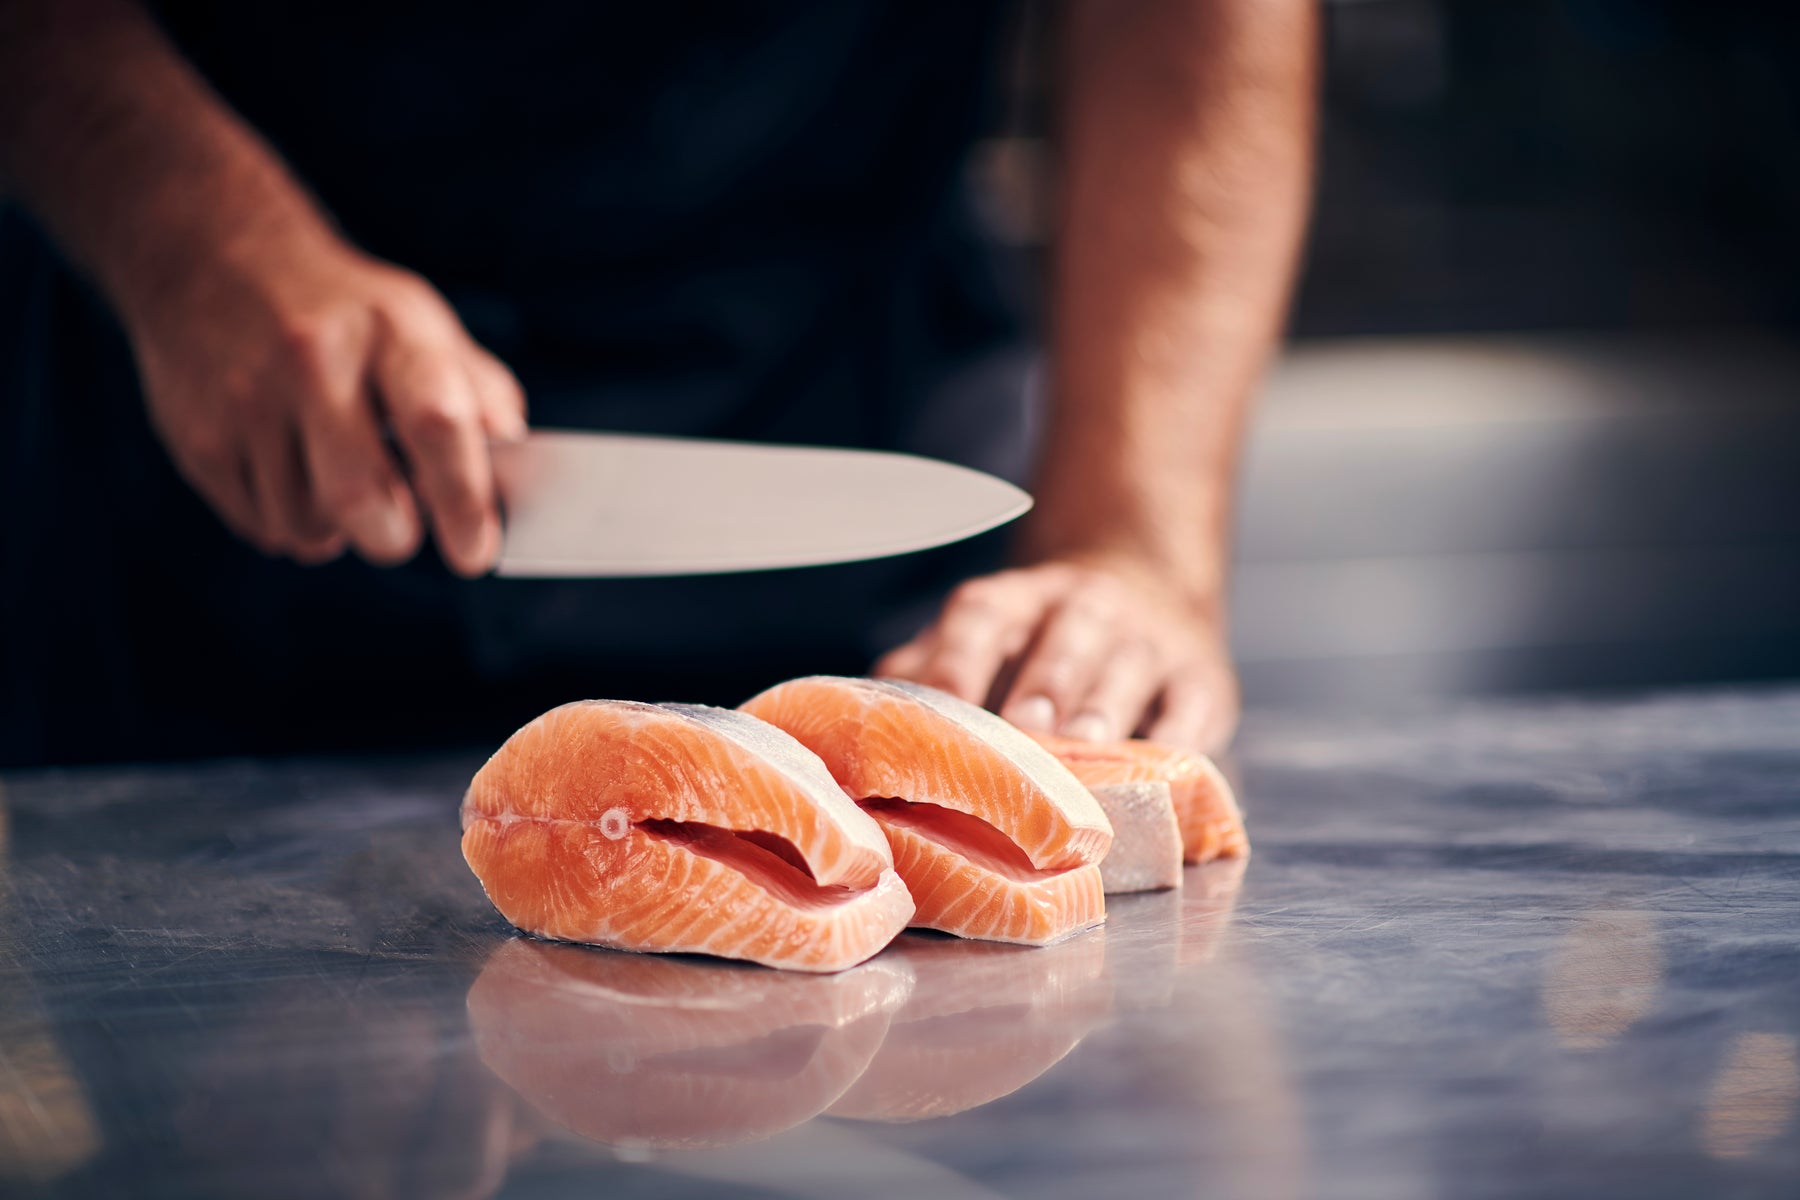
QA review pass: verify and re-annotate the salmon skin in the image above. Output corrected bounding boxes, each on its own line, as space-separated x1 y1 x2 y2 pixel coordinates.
461 700 914 972
1030 732 1249 864
740 677 1113 946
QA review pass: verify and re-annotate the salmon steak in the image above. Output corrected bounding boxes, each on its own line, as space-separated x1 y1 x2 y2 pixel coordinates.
740 677 1112 946
467 940 911 1149
1030 732 1249 864
461 700 914 972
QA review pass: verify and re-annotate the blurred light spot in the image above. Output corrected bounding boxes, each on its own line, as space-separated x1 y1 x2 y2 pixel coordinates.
0 1035 103 1184
0 783 101 1183
1702 1033 1799 1160
1542 906 1662 1049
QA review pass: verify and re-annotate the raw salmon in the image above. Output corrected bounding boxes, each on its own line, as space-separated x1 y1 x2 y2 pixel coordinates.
827 930 1111 1122
462 700 914 972
740 677 1112 946
1030 732 1249 863
1091 782 1183 893
468 940 910 1149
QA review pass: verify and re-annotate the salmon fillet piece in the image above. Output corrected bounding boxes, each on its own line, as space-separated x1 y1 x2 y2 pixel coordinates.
1030 732 1249 864
740 677 1112 946
461 700 914 972
1090 782 1183 893
468 939 910 1149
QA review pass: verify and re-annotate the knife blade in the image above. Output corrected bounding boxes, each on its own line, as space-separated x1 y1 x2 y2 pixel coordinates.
490 430 1032 577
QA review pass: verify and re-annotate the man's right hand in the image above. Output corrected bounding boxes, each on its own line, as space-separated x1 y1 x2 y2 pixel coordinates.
0 0 527 577
123 231 527 575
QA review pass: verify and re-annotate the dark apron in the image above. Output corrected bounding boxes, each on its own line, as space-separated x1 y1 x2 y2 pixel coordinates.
0 1 1029 766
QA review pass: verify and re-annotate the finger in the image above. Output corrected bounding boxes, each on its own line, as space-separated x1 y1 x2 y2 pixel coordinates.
298 379 422 566
998 590 1118 733
378 340 500 578
276 427 345 563
909 581 1046 704
176 445 267 549
1145 675 1231 754
243 423 315 556
466 345 528 443
1058 639 1161 742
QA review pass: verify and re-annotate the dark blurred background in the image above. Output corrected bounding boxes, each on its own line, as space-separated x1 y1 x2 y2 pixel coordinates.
986 0 1800 707
7 1 1796 719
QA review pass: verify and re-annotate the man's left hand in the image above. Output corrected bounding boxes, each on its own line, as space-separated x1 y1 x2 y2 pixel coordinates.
873 559 1238 753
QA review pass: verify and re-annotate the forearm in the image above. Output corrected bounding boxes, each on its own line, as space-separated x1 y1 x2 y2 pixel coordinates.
0 0 334 322
1027 0 1317 605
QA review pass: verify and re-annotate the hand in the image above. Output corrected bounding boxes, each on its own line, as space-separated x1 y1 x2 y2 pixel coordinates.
122 229 526 575
873 558 1239 753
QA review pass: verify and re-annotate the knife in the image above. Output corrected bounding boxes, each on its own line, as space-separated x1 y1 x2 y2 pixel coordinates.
490 430 1032 577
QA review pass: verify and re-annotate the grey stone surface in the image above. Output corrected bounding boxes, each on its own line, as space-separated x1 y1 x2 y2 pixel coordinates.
0 685 1795 1198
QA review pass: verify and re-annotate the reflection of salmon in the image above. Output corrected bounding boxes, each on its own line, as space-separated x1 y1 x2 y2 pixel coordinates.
1180 856 1251 967
1030 733 1249 864
828 930 1111 1122
1099 854 1249 1012
468 940 912 1151
741 678 1112 945
462 700 913 972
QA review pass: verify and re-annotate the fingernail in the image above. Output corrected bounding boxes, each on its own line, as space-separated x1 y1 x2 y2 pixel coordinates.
1008 695 1056 731
1061 712 1112 742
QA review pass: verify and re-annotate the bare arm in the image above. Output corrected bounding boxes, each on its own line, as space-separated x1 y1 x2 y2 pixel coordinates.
0 0 324 322
880 0 1317 750
0 0 523 574
1034 0 1314 597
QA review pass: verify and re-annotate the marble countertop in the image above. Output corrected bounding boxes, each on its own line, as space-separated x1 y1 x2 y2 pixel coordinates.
1 686 1796 1198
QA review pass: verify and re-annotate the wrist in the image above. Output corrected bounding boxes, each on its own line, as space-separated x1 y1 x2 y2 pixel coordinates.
111 178 339 334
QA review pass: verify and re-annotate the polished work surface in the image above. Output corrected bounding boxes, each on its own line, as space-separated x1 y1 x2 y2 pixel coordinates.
1 687 1796 1198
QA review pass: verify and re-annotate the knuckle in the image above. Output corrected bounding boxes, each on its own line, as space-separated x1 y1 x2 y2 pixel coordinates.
948 578 997 607
947 577 1012 618
274 316 336 375
492 373 528 414
1064 591 1117 625
1071 569 1128 607
398 397 465 443
925 647 983 682
387 271 443 312
380 275 458 333
1115 637 1159 667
